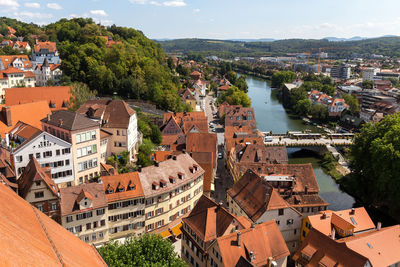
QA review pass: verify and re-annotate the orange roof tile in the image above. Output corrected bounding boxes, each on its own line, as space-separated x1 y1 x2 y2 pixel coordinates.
34 41 57 53
0 55 32 69
0 101 51 138
217 220 290 266
5 86 71 111
308 208 375 237
100 172 144 202
0 182 107 266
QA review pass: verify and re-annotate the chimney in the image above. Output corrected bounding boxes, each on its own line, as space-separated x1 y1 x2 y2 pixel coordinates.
47 113 51 121
3 107 12 127
138 165 142 172
237 232 241 247
59 119 63 126
321 212 326 219
249 251 255 263
251 223 255 229
182 149 186 154
172 155 177 160
304 185 308 194
331 227 336 240
350 208 355 215
154 161 159 167
377 222 382 230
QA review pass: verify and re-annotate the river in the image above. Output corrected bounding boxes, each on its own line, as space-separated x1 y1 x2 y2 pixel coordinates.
244 74 355 211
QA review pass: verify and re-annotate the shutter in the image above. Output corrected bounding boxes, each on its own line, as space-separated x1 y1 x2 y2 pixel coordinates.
169 204 172 210
161 207 164 213
152 211 154 217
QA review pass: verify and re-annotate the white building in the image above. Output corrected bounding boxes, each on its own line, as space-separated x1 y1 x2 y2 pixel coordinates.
34 58 62 86
9 121 74 186
0 67 35 100
0 55 32 71
362 68 380 82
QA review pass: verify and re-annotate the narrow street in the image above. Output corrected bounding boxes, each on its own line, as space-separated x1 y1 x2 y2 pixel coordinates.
204 93 234 206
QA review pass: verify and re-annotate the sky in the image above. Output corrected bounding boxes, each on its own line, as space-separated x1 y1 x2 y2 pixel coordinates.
2 0 400 40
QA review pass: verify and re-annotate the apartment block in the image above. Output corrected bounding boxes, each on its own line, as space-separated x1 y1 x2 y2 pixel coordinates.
41 110 101 185
60 183 108 245
100 172 146 240
9 121 74 186
139 153 204 233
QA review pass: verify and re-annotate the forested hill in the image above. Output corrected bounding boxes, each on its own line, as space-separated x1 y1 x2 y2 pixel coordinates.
157 37 400 58
0 17 188 112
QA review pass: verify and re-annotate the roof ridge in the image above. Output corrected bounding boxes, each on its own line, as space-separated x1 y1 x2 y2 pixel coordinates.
31 206 65 266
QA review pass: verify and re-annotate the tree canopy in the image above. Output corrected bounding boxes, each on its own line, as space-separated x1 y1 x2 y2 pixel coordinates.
342 114 400 221
217 86 251 107
98 234 186 267
271 71 296 88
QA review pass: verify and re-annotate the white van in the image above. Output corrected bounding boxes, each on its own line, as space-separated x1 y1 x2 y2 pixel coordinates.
264 136 273 142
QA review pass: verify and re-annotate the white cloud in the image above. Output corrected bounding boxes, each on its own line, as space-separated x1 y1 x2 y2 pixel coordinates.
163 0 186 7
193 8 200 13
129 0 186 7
90 9 108 16
0 0 19 10
14 11 53 19
24 2 40 8
47 3 62 10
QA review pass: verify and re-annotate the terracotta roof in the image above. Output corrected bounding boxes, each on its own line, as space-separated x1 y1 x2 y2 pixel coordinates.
0 55 32 69
34 41 57 53
227 169 291 221
163 112 207 125
41 110 99 131
0 172 17 190
343 225 400 266
0 101 51 138
5 86 71 111
183 195 250 243
181 89 196 101
217 220 290 267
59 183 107 216
186 132 217 167
100 129 112 139
225 106 256 127
100 162 118 176
190 151 213 192
77 100 135 129
150 151 173 162
0 182 107 266
234 143 288 165
139 153 204 197
100 172 144 202
18 158 59 198
225 135 264 154
224 125 257 141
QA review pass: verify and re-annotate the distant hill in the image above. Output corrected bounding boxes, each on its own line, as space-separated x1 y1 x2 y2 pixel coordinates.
158 36 400 58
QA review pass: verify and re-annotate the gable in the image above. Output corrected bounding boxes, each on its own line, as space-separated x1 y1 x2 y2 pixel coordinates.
161 117 183 135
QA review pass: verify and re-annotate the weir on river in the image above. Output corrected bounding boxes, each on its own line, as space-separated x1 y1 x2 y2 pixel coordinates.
243 74 355 211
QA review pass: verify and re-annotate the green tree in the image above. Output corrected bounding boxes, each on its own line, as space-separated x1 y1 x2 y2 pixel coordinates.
343 114 400 221
150 124 162 145
136 139 155 167
271 71 296 88
294 99 312 116
310 104 327 120
361 80 373 89
98 234 186 267
234 75 248 92
217 86 251 107
68 82 97 111
289 87 308 107
343 94 360 115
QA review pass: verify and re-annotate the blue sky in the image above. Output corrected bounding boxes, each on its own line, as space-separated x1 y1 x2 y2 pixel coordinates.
1 0 400 40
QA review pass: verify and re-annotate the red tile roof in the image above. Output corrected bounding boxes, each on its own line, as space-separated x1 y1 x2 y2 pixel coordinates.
5 86 71 111
217 220 290 266
0 182 107 266
0 55 32 69
34 41 57 53
100 172 144 202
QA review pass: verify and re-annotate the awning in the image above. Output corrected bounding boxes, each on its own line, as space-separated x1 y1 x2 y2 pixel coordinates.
171 222 183 237
159 229 172 238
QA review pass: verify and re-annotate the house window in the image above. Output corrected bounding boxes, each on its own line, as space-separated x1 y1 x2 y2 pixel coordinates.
35 181 41 186
287 219 294 225
117 130 120 136
51 202 57 210
99 232 104 238
86 223 91 230
34 191 44 198
278 209 284 216
37 204 43 211
36 153 41 159
66 216 73 223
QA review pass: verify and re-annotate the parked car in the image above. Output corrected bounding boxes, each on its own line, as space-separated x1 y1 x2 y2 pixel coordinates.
212 128 216 132
209 124 214 128
264 136 273 142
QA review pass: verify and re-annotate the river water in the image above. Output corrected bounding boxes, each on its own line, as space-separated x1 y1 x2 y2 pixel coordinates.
244 75 355 211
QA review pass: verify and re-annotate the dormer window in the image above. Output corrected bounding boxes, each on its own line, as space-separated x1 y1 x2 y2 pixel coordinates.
178 172 185 179
169 176 176 184
117 182 124 192
189 167 194 173
193 165 198 171
160 179 167 188
127 180 136 191
152 182 159 190
106 184 114 194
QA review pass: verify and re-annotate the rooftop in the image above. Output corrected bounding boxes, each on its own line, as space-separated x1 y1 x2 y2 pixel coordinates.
100 172 144 202
41 109 99 132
